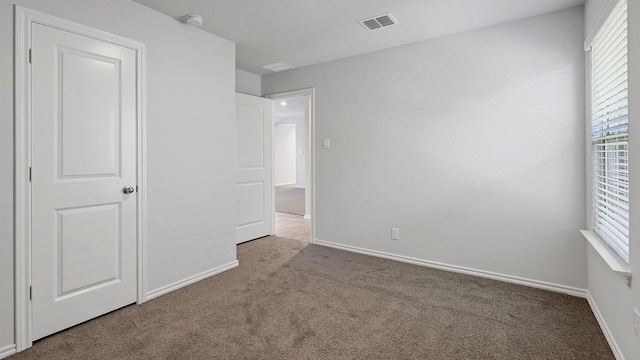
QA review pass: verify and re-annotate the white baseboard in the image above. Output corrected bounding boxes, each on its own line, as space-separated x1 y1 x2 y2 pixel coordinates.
146 260 239 301
586 291 626 360
294 186 306 189
314 239 587 298
0 345 16 359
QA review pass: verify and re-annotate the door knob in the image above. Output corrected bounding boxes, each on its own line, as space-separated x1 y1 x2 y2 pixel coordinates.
123 185 135 194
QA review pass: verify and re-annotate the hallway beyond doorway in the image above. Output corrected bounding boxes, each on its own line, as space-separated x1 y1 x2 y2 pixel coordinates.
275 185 304 216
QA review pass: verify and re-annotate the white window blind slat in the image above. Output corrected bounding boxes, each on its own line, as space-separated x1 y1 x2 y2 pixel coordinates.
590 0 629 264
592 71 627 98
594 203 630 231
593 75 627 102
594 223 628 249
591 6 627 46
593 43 627 76
591 10 627 58
594 180 629 193
594 186 629 203
593 49 627 77
593 74 627 100
592 34 627 63
595 200 629 220
592 27 627 66
592 101 628 122
595 217 629 243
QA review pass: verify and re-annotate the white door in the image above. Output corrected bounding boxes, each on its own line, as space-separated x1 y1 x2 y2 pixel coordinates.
31 23 138 340
236 93 273 244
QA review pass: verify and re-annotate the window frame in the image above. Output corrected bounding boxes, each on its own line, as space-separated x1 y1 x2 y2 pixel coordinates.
582 0 632 283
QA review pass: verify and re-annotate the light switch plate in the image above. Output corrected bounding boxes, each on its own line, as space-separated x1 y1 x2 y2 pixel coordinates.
323 138 330 149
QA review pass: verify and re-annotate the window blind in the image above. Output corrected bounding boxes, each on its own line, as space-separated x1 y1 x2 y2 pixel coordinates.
590 0 629 263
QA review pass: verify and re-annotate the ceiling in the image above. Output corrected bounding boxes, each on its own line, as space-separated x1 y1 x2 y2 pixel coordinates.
132 0 585 76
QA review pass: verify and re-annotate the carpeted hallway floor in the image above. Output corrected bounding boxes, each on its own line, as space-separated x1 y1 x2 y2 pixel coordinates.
10 236 613 360
275 185 305 216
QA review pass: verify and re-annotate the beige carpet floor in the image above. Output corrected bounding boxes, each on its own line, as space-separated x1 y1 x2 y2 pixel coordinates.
10 236 613 359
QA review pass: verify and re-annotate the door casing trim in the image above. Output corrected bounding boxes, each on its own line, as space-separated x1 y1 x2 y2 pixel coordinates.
14 6 147 351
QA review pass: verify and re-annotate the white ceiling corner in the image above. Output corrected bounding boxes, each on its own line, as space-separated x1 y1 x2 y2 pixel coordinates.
132 0 585 76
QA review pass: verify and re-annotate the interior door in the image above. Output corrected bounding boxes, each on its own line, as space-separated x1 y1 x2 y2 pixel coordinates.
31 23 138 340
236 93 273 244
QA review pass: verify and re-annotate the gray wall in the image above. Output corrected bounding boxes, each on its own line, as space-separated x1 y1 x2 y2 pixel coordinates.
0 0 236 352
585 0 640 358
236 69 261 96
263 8 587 290
274 124 297 185
294 115 307 189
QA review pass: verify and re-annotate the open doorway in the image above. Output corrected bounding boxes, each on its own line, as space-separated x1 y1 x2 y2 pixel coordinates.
269 92 313 243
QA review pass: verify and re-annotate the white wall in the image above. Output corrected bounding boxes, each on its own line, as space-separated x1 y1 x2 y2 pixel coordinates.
294 115 306 188
585 1 640 359
277 115 307 188
263 8 587 291
0 0 236 354
274 125 297 185
236 69 261 96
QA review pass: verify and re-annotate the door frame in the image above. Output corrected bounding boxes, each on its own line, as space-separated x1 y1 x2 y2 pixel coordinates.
14 6 147 351
265 88 316 243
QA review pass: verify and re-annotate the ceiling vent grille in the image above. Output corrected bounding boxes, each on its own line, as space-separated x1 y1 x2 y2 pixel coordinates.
359 13 398 31
261 61 295 72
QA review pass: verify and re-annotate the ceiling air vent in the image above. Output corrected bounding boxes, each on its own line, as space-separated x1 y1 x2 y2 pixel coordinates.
359 13 398 31
261 61 295 72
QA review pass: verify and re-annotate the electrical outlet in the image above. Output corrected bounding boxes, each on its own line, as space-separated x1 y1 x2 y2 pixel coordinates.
634 309 640 340
391 227 400 240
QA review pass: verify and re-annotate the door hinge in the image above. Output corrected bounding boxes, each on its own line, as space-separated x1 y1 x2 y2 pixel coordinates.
29 167 32 182
28 49 32 64
136 185 139 192
29 286 32 300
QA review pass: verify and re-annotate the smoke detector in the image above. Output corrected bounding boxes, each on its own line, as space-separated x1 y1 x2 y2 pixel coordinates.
185 14 204 27
358 13 398 31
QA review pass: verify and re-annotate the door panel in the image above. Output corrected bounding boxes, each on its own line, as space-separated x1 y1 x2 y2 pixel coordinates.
237 104 265 168
31 23 137 340
56 204 121 296
237 182 265 226
58 48 121 178
236 94 273 244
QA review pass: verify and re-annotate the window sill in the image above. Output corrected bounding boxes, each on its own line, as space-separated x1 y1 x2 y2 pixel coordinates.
580 230 632 286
